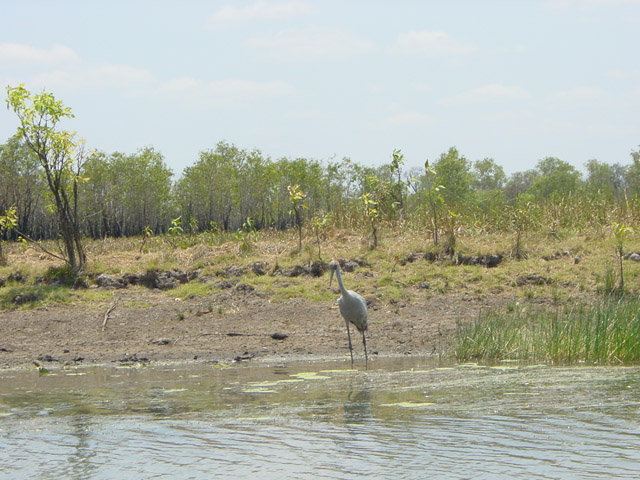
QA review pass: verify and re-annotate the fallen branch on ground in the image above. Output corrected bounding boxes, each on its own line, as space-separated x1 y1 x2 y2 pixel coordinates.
101 296 118 331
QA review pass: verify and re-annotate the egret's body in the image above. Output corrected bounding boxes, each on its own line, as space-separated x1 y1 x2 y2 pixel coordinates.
329 259 368 366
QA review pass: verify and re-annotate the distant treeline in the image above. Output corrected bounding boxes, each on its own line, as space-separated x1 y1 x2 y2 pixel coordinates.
2 134 640 240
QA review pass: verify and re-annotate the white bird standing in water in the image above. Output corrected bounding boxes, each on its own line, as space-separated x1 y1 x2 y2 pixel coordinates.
328 258 368 367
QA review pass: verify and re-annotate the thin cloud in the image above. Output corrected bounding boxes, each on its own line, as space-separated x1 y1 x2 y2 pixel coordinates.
555 86 608 101
84 65 155 89
607 69 632 80
32 64 155 91
394 30 476 56
384 111 433 128
409 82 432 92
368 84 386 94
283 109 327 120
209 0 313 28
22 56 289 110
155 77 294 108
0 43 154 93
0 43 79 68
441 84 531 105
546 0 640 7
246 25 373 61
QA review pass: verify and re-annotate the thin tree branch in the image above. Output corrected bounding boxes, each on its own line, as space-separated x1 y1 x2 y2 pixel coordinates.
102 296 118 331
11 227 68 265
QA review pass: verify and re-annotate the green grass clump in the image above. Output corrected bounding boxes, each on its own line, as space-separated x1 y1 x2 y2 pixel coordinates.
0 285 73 309
171 281 213 300
455 296 640 364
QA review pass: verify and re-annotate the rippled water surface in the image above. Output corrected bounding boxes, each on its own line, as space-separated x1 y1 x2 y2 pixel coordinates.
1 357 639 479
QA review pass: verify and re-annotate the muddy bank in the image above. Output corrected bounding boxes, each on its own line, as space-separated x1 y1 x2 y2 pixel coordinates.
0 284 510 370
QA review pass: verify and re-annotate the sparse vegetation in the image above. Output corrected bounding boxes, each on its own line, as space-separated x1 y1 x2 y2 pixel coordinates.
0 224 639 366
0 223 636 308
4 86 640 365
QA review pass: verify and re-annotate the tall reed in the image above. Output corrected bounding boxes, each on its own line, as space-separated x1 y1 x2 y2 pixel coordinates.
455 297 640 364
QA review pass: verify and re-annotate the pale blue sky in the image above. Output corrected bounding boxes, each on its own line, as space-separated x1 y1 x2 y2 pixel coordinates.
1 0 639 176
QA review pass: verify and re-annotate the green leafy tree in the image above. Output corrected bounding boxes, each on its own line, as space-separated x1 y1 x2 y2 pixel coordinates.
361 171 397 248
6 85 86 273
361 192 379 249
423 160 445 246
324 157 365 219
472 157 506 191
471 157 507 224
234 216 258 254
288 184 307 251
237 149 276 229
584 159 622 227
122 147 173 235
434 147 472 211
0 206 18 265
528 157 583 200
167 216 183 247
276 157 324 228
624 146 640 197
310 211 332 261
363 170 395 219
361 150 406 222
79 150 112 237
175 141 243 232
504 169 539 201
585 159 616 199
168 216 183 236
0 135 44 236
80 148 173 237
390 148 405 216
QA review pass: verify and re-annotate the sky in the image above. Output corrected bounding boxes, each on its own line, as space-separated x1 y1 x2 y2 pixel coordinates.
1 0 639 178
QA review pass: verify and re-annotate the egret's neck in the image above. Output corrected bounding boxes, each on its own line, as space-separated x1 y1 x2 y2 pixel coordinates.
334 267 349 296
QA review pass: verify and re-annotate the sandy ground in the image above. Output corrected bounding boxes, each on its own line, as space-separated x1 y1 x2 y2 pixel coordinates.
0 282 514 370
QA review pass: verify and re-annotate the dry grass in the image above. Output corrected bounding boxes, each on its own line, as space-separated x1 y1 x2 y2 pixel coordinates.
1 226 638 309
4 226 640 363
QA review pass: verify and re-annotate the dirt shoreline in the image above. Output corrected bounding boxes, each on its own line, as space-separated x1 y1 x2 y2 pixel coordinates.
0 285 511 371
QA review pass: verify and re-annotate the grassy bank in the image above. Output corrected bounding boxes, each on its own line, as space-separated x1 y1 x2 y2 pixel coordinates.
2 226 640 363
3 227 634 297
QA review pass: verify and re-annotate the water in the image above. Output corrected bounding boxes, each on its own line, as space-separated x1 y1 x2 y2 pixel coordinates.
1 358 639 479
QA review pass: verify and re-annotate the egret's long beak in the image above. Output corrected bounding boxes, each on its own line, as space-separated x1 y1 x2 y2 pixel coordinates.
329 267 335 286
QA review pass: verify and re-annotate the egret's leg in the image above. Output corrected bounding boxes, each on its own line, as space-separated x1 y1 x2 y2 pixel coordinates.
362 331 368 369
345 322 354 366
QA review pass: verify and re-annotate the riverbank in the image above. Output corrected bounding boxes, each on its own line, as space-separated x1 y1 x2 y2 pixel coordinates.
0 229 629 369
0 284 512 370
